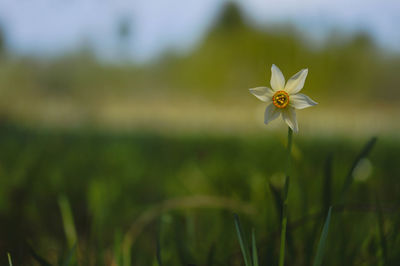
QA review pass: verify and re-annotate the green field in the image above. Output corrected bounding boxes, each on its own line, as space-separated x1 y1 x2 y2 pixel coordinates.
1 123 399 265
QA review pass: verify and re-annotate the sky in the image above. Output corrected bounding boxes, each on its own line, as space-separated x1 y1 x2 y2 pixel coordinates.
0 0 399 62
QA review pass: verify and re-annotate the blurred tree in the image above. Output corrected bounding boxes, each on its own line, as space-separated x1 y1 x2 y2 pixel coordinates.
116 15 133 60
0 25 5 56
350 32 376 52
118 16 132 41
213 1 245 32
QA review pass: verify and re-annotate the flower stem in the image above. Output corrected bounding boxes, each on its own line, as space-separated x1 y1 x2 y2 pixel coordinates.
279 127 293 266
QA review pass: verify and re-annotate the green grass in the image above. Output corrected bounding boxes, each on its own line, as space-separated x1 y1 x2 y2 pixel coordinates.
0 123 400 265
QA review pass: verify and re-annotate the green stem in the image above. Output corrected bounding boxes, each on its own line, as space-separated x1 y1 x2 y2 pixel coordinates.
279 127 293 266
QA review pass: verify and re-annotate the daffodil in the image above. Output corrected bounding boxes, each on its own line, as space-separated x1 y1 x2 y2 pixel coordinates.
249 64 317 132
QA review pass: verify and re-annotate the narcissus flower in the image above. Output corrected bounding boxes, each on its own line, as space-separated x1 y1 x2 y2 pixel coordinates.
249 64 317 132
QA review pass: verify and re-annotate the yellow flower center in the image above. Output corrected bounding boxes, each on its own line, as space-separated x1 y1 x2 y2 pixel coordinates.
272 90 289 108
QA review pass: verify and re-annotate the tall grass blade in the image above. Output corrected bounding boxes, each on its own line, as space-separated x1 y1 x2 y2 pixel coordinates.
323 154 333 213
278 127 293 266
173 216 195 265
156 234 163 266
28 244 52 266
269 182 295 262
268 182 283 222
339 137 377 203
62 243 77 266
278 175 290 266
234 213 251 266
113 230 123 266
375 196 387 266
313 207 333 266
206 243 215 266
122 248 131 266
251 228 259 266
58 195 78 249
305 154 333 266
7 252 12 266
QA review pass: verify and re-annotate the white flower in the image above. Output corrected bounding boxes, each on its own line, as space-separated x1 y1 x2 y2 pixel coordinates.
249 64 317 132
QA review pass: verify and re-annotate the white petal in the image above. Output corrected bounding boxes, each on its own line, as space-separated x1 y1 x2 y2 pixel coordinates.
290 93 318 109
270 64 285 91
249 87 274 103
282 107 298 132
264 104 281 125
285 68 308 94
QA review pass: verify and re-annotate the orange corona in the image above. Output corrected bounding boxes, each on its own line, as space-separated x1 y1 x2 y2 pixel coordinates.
272 90 289 108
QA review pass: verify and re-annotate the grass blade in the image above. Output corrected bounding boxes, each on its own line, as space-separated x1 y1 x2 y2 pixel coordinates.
305 154 333 266
339 137 377 203
206 243 216 266
278 175 290 266
279 127 293 266
173 215 195 265
268 182 283 222
58 195 78 249
375 196 387 266
234 214 251 266
156 234 163 266
28 244 52 266
323 154 333 213
7 252 12 266
112 230 123 266
62 243 77 266
268 182 295 262
313 207 333 266
251 229 259 266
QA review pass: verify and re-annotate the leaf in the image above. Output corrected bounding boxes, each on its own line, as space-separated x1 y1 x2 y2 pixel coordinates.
234 214 251 266
7 252 12 266
313 207 333 266
251 229 259 266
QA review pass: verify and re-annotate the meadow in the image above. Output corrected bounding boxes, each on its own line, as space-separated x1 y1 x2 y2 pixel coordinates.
1 122 399 265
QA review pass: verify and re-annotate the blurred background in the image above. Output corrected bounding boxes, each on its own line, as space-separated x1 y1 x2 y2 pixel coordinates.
0 0 399 265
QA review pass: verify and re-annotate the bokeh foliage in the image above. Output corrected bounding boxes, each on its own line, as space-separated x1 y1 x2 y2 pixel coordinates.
0 123 399 265
0 3 400 104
